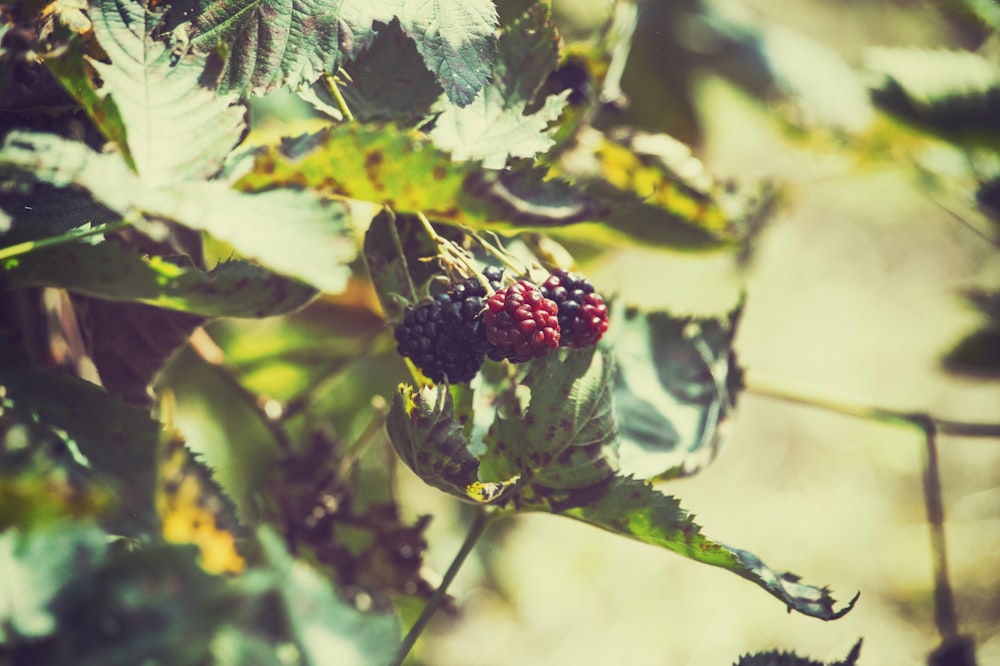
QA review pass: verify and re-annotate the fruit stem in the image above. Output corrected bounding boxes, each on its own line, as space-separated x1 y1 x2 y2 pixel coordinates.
415 212 488 290
390 508 492 666
324 72 355 122
469 230 530 279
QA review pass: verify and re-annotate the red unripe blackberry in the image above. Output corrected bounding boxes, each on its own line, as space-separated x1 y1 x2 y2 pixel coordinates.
483 281 560 362
540 269 609 348
394 268 505 383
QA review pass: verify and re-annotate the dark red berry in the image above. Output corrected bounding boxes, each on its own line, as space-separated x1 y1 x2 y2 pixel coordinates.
540 269 609 348
483 281 560 362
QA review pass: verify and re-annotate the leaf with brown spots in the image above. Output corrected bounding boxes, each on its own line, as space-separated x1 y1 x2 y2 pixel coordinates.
480 345 618 491
386 383 517 505
559 475 858 621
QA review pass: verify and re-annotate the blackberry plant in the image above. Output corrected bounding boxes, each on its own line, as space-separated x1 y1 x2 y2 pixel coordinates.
1 1 995 666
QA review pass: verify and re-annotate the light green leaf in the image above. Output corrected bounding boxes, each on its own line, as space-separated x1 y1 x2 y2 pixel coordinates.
257 527 399 666
482 346 617 491
560 475 858 621
429 4 567 167
88 0 245 186
0 523 108 642
386 383 517 504
0 131 356 293
614 304 744 481
3 243 317 317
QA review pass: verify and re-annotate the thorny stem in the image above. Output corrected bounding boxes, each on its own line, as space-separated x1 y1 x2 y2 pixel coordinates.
0 220 128 262
324 72 355 122
390 508 492 666
745 376 998 648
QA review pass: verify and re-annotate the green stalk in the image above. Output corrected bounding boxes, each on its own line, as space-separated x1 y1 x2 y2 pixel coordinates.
390 508 492 666
0 221 127 262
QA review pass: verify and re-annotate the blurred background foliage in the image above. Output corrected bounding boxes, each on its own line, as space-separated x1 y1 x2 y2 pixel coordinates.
2 0 1000 664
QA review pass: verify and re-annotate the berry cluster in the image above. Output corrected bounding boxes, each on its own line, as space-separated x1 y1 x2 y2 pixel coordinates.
395 267 609 384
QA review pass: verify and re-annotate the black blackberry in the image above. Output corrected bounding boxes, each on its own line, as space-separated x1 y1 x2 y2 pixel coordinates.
394 268 505 383
540 269 609 348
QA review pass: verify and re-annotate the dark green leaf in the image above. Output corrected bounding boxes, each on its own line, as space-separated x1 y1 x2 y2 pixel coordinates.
361 210 450 321
168 0 383 96
613 303 744 481
302 19 442 124
559 475 858 621
386 383 517 504
481 346 618 491
0 523 108 642
942 289 1000 378
733 638 863 665
172 0 496 105
0 347 159 535
256 527 400 666
41 543 237 666
4 242 317 318
0 131 356 293
865 47 1000 147
395 0 498 107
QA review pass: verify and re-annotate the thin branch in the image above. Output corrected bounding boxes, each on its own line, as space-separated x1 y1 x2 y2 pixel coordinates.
917 418 960 641
746 377 1000 438
390 508 492 666
0 220 129 261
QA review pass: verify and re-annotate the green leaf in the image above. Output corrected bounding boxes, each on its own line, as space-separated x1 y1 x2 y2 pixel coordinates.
302 19 442 124
0 523 108 643
44 37 134 171
553 126 774 246
361 210 435 321
167 0 380 96
613 303 744 481
386 383 517 504
172 0 496 105
942 289 1000 378
4 242 318 318
257 526 400 666
43 543 237 666
428 4 567 167
864 47 1000 147
559 475 858 621
0 131 356 293
0 349 159 536
482 346 618 491
394 0 498 107
86 0 246 186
